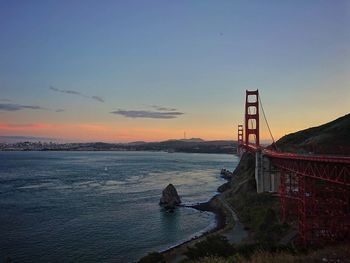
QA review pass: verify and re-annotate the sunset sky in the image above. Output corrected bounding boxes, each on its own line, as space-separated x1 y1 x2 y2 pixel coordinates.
1 1 349 142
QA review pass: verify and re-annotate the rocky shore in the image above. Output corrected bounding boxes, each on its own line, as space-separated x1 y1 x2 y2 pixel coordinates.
137 153 258 262
160 173 245 262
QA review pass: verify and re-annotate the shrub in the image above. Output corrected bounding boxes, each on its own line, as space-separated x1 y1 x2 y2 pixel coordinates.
138 252 165 263
185 235 235 260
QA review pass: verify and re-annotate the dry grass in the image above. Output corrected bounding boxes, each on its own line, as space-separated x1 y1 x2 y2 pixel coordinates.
237 246 350 263
190 244 350 263
188 256 230 263
237 251 298 263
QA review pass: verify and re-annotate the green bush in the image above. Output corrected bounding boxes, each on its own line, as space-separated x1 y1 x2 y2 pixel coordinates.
228 192 289 246
138 252 165 263
185 235 235 260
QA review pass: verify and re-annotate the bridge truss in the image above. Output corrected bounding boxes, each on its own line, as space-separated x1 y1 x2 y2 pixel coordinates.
237 90 350 245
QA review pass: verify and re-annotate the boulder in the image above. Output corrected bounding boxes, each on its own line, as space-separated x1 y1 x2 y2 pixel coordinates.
159 184 181 210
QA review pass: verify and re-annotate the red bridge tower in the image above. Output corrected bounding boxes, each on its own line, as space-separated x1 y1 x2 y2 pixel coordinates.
245 90 260 146
237 124 244 155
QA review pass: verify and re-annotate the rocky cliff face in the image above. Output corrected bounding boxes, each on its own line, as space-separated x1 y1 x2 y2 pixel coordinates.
159 184 181 210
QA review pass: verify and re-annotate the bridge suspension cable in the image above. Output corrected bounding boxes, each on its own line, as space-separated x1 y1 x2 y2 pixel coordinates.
258 94 278 150
239 89 350 245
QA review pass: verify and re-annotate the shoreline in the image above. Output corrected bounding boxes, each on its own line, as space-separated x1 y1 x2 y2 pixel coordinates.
156 197 226 252
160 176 242 262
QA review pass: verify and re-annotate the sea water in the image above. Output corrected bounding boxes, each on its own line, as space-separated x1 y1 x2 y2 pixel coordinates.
0 151 238 262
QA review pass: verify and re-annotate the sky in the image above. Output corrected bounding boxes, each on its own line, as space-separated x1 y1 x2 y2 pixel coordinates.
0 0 349 142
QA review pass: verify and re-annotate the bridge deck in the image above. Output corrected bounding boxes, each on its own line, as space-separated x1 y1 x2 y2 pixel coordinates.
241 143 350 164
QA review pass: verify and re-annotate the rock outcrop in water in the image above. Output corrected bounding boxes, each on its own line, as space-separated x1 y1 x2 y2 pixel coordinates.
159 184 181 210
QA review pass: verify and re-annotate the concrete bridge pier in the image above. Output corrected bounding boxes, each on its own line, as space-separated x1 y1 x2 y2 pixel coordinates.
255 150 280 193
255 149 263 193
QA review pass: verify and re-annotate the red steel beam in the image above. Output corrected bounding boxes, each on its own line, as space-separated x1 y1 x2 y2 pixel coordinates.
271 158 350 186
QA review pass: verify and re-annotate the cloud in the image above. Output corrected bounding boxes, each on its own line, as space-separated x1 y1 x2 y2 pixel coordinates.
50 86 104 103
49 86 88 97
151 105 177 111
0 103 48 111
0 99 12 102
0 103 63 113
91 96 104 103
111 109 184 119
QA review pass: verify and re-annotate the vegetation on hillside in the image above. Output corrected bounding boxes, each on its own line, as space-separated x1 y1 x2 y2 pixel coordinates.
138 252 165 263
185 235 235 260
131 139 235 154
222 153 290 245
187 243 350 263
182 235 297 262
275 113 350 155
228 193 289 244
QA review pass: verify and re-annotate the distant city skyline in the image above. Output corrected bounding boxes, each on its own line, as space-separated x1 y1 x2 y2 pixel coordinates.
1 1 349 142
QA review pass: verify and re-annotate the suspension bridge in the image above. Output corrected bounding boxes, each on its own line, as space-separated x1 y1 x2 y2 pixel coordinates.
236 90 350 245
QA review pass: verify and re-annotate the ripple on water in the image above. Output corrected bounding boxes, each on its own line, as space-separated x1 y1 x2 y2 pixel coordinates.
0 151 238 262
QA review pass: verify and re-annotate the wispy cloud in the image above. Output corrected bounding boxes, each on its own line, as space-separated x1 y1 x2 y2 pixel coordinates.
0 99 12 102
0 103 48 111
0 103 63 113
50 86 104 103
49 86 87 97
91 96 104 103
151 105 177 111
111 109 184 119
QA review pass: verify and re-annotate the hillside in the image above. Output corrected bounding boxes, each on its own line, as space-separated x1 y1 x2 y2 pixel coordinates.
275 113 350 155
139 114 350 262
130 139 235 154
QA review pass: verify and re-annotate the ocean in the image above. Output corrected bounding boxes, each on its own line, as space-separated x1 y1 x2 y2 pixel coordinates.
0 151 238 262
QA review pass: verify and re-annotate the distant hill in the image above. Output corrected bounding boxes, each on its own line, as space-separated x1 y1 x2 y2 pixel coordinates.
178 138 205 142
275 113 350 155
128 139 235 154
1 138 236 154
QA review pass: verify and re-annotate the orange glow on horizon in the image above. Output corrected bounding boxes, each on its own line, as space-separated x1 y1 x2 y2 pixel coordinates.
0 112 345 143
0 121 243 142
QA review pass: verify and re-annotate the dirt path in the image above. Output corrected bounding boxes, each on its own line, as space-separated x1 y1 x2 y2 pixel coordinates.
218 195 248 243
